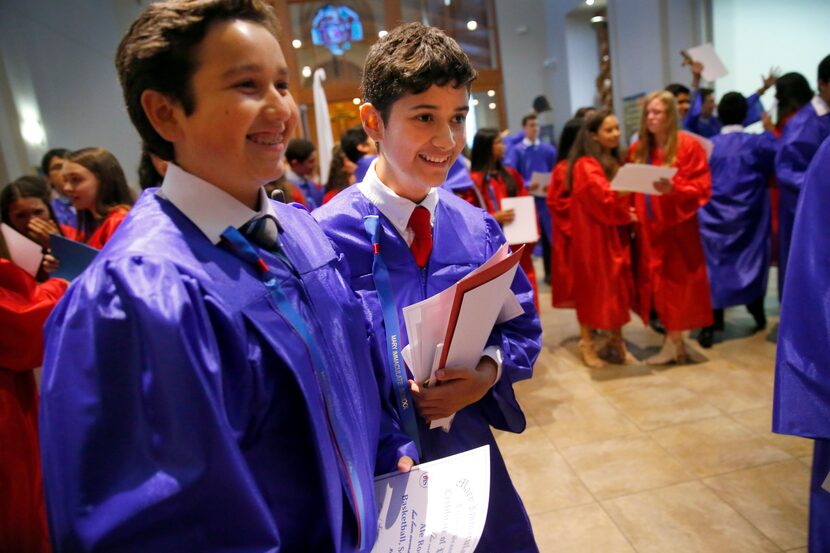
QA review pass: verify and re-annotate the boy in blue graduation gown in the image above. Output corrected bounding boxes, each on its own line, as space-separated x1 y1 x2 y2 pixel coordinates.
775 55 830 299
773 135 830 553
683 63 773 139
314 23 542 553
39 2 415 551
697 93 777 346
505 113 557 284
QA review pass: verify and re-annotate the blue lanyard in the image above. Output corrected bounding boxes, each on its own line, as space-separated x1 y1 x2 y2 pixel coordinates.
363 216 422 457
220 225 369 549
645 153 655 221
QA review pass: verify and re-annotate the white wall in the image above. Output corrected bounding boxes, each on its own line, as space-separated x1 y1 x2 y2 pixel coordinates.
494 0 550 133
564 9 600 112
713 0 830 109
0 1 143 182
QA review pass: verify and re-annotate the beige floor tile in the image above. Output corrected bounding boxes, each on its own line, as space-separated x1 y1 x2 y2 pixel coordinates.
603 481 780 553
533 397 641 449
531 503 635 553
503 450 594 515
493 415 556 459
560 435 694 499
599 374 722 430
703 460 810 550
650 416 790 477
660 361 774 413
731 407 814 458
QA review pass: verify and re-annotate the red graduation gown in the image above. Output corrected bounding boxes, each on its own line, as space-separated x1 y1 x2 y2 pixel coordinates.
0 260 66 553
81 205 130 249
546 160 575 308
570 157 633 329
470 167 539 310
631 132 714 331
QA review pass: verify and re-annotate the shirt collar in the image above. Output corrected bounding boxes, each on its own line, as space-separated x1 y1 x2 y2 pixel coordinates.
720 125 744 134
812 95 830 117
522 137 541 147
158 163 276 245
357 158 439 243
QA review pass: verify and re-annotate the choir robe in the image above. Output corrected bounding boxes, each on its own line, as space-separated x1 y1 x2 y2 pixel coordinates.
51 195 76 230
683 91 764 139
546 160 575 308
470 167 539 310
631 132 713 331
505 140 558 270
354 154 377 184
77 205 130 249
0 261 66 553
40 189 414 552
570 157 633 329
314 186 543 553
699 128 776 309
774 96 830 299
773 135 830 552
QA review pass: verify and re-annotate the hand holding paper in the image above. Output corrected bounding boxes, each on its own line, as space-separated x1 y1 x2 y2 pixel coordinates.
499 197 539 245
611 164 678 194
410 357 497 423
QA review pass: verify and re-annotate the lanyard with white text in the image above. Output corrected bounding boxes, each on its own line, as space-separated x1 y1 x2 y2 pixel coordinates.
363 215 422 457
220 225 368 549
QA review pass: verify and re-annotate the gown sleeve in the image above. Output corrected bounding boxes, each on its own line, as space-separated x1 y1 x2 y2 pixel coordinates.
40 256 282 552
774 136 830 439
573 158 631 226
479 214 542 432
749 130 778 176
743 92 764 127
775 110 828 193
0 261 67 371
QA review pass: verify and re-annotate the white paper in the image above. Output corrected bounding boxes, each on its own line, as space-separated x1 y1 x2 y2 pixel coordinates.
823 470 830 493
528 171 551 197
686 43 728 82
1 223 43 278
611 163 678 194
685 131 714 160
372 446 491 553
429 262 520 430
499 196 539 245
496 292 524 324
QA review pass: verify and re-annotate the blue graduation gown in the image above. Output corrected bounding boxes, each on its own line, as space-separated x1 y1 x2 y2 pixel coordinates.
698 130 776 308
773 135 830 552
505 141 558 259
314 186 543 553
51 195 76 229
40 190 414 552
354 155 377 184
683 91 764 138
774 99 830 299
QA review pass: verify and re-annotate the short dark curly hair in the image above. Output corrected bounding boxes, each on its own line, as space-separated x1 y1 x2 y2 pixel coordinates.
115 0 280 162
361 22 477 124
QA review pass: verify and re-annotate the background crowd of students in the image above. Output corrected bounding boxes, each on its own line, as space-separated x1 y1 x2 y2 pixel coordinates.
1 15 828 549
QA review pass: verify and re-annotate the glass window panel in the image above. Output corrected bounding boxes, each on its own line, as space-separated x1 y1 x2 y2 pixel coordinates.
289 1 386 87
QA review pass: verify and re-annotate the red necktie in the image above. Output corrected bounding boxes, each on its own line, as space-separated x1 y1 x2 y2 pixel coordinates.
408 206 432 268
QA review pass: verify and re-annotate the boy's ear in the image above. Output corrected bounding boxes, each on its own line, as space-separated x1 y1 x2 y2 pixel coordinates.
360 103 384 143
140 89 185 143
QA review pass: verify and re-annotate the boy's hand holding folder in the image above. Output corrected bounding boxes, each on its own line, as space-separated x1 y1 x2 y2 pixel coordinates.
401 243 525 430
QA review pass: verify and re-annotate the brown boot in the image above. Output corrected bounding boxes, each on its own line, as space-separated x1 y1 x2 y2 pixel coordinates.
579 339 605 369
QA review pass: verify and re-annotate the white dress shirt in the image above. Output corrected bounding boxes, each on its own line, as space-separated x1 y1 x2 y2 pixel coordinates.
159 163 277 245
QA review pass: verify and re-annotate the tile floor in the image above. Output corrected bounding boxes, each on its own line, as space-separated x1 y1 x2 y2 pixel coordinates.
495 278 812 552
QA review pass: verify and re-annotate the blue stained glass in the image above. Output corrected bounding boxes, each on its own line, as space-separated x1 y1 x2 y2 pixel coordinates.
311 5 364 56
